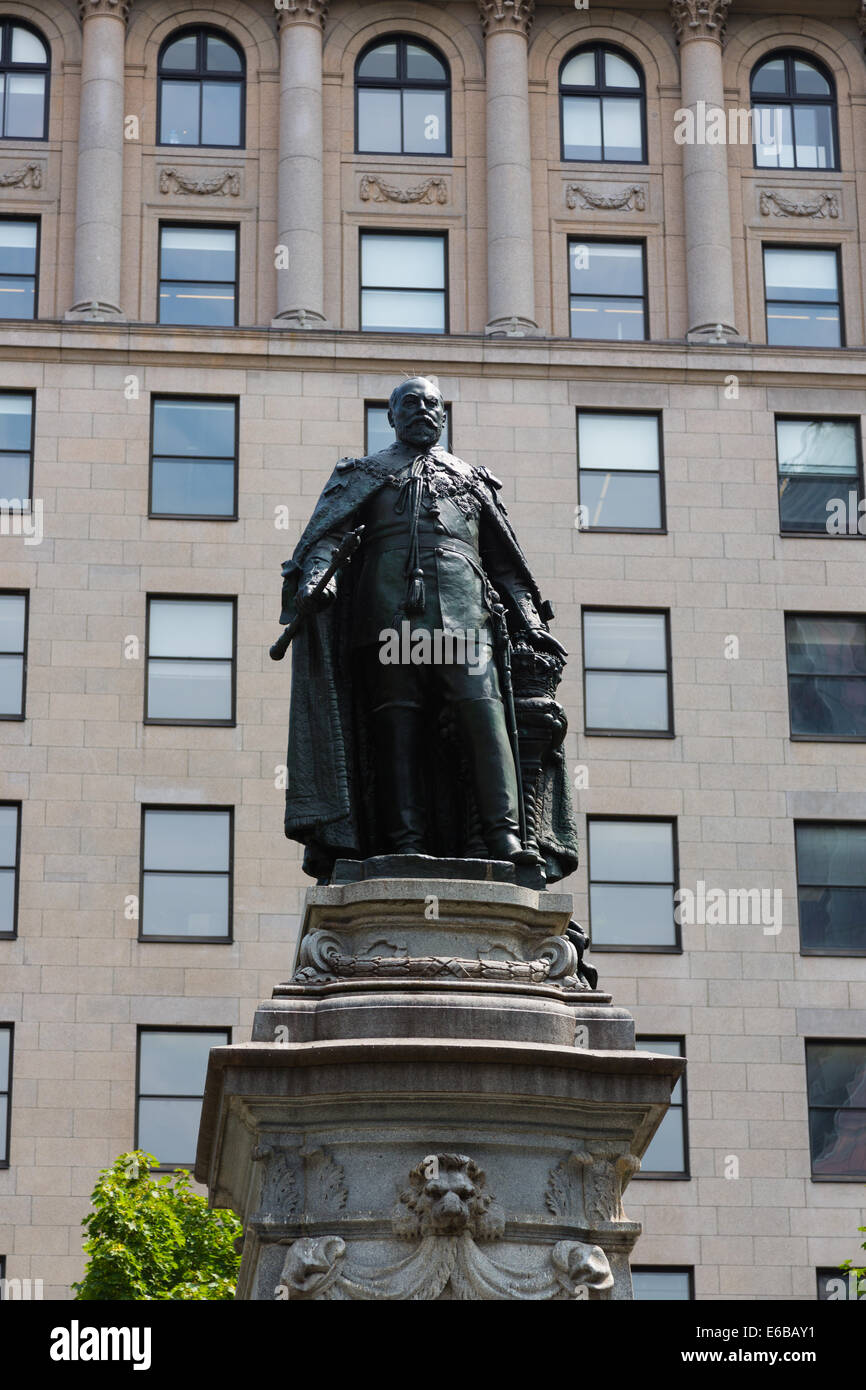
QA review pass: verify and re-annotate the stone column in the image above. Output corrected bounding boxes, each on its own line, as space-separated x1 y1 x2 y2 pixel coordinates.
273 0 329 329
478 1 538 336
671 0 739 341
68 0 130 320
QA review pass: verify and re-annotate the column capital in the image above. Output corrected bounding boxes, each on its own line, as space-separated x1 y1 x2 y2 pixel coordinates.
669 0 731 45
477 1 535 39
78 0 131 21
858 1 866 50
275 0 328 31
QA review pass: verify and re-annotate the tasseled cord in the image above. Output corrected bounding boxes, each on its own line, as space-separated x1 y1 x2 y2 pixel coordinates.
396 454 429 616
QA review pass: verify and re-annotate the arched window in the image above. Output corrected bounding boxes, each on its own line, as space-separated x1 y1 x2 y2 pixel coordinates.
751 51 837 170
355 36 450 156
158 27 244 148
560 44 645 163
0 20 49 140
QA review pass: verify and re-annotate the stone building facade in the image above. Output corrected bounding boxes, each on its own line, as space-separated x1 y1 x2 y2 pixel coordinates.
0 0 864 1300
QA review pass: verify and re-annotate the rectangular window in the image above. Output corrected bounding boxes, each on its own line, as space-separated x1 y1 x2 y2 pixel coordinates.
0 591 26 719
577 411 663 531
136 1027 228 1169
589 818 678 950
632 1268 694 1300
817 1267 865 1299
0 392 34 503
364 400 451 455
805 1040 866 1179
635 1037 688 1177
796 822 866 955
360 232 446 334
0 219 38 320
569 239 646 341
158 225 237 327
583 608 672 735
141 807 232 941
0 1025 12 1167
0 804 20 939
150 396 238 519
786 613 866 740
776 417 861 535
764 246 842 347
145 596 235 725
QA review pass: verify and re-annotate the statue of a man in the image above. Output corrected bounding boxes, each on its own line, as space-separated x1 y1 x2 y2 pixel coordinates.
277 377 578 884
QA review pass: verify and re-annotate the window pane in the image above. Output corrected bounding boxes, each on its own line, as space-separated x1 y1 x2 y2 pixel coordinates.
809 1106 866 1177
790 675 866 738
361 290 445 333
585 610 667 669
206 36 242 73
562 96 601 160
787 616 866 675
561 50 596 86
11 27 47 63
580 472 661 529
5 75 45 139
0 595 25 651
142 873 229 938
641 1107 685 1171
590 819 674 882
601 98 643 160
151 460 235 517
357 89 402 152
793 105 834 169
0 276 34 319
0 805 17 865
799 886 866 952
362 235 444 289
405 45 446 82
161 34 198 70
201 82 241 146
358 42 397 81
144 809 230 871
754 105 794 168
150 600 233 658
797 823 866 887
752 57 787 95
160 81 200 144
586 670 669 730
138 1098 203 1166
0 870 15 935
571 242 644 297
153 400 235 458
0 1095 6 1161
571 296 645 341
604 51 640 88
807 1042 866 1107
590 884 677 946
794 60 830 97
140 1030 225 1095
159 280 235 326
160 227 236 282
147 659 232 720
767 300 840 348
765 248 837 300
366 406 395 454
0 221 37 273
0 1027 9 1080
779 475 858 533
633 1271 691 1301
579 413 658 471
777 419 857 475
402 90 447 154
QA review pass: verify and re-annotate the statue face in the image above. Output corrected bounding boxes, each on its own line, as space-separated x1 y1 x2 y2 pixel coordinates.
388 379 446 449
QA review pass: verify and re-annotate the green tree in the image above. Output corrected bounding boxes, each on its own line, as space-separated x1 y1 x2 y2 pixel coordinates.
72 1152 242 1301
840 1224 866 1299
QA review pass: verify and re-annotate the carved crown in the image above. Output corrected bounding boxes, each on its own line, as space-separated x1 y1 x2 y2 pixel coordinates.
478 1 535 38
276 0 329 29
78 0 132 19
669 0 731 44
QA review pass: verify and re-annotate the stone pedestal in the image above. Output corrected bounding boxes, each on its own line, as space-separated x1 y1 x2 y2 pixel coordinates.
196 872 683 1300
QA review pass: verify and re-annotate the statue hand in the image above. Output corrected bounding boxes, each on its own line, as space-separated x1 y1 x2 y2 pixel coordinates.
525 627 568 660
296 576 337 615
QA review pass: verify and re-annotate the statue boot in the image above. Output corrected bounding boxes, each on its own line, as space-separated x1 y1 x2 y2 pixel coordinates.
452 697 523 862
372 705 428 854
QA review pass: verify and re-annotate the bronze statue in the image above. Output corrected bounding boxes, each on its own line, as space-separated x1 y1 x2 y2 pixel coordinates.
273 377 578 886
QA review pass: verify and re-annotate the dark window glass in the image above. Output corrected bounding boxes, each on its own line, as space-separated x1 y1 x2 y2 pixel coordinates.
0 592 26 717
786 614 866 740
632 1268 694 1300
0 803 20 938
365 401 451 455
137 1029 228 1167
577 411 662 530
142 808 231 940
764 247 841 348
159 225 237 326
560 44 644 163
360 233 446 333
583 609 671 733
151 397 237 518
805 1041 866 1179
0 219 37 320
635 1037 687 1175
796 822 866 954
0 21 49 140
146 597 235 724
158 27 244 147
0 1024 11 1165
752 51 836 170
589 819 677 949
0 392 33 501
776 418 860 535
569 240 646 341
356 36 449 155
817 1267 865 1299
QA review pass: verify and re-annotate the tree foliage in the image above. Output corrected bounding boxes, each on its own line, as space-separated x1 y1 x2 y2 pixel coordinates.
840 1224 866 1298
72 1152 242 1301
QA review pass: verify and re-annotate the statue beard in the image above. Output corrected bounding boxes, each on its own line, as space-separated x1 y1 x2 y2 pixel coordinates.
398 419 442 450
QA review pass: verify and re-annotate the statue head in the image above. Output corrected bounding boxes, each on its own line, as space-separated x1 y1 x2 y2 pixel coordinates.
388 377 446 449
